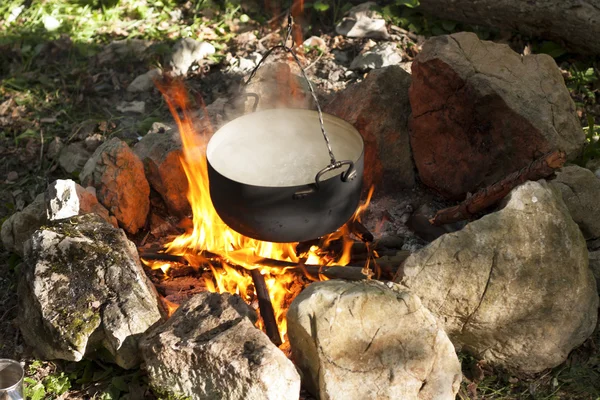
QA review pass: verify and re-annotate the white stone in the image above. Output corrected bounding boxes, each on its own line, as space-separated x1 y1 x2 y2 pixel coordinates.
18 214 163 369
46 179 116 227
287 280 462 400
140 292 300 400
169 38 215 76
127 69 162 93
350 42 402 71
397 181 598 372
116 101 146 114
335 2 390 39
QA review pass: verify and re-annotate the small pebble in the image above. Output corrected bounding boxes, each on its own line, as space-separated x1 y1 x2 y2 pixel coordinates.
6 171 18 182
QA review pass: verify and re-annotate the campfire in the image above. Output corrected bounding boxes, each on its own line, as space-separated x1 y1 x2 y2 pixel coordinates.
9 13 599 397
139 79 377 346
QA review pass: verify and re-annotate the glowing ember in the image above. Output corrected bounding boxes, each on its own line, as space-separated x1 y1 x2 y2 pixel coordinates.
149 80 370 344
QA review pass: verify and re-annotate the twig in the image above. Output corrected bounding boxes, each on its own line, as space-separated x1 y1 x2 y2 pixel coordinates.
38 129 44 171
251 269 282 346
305 53 323 71
429 150 566 226
139 230 151 247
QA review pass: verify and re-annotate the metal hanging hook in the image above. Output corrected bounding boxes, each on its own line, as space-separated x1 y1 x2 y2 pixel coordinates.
242 13 339 167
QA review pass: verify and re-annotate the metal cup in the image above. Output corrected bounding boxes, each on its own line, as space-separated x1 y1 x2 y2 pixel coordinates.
0 359 23 400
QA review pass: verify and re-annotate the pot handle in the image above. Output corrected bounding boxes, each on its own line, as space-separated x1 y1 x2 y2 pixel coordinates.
293 161 357 200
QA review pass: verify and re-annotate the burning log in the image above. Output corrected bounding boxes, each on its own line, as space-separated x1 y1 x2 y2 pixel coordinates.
140 252 407 282
429 150 566 226
140 252 188 264
348 219 374 242
250 269 282 346
296 235 404 258
139 250 222 265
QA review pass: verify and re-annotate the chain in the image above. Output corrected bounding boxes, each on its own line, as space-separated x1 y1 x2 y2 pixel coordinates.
243 13 338 166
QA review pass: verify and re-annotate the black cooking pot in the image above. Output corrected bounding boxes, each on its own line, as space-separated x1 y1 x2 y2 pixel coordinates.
206 108 364 243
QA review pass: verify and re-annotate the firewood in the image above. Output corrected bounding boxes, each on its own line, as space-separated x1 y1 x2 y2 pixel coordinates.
348 219 374 242
139 250 222 265
140 252 407 281
250 269 282 346
429 150 566 226
296 235 404 258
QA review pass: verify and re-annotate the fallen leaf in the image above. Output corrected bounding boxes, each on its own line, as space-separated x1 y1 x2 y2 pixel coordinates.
0 98 15 116
467 381 478 398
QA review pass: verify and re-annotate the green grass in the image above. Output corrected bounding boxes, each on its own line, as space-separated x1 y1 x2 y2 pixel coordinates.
0 0 243 45
0 0 247 153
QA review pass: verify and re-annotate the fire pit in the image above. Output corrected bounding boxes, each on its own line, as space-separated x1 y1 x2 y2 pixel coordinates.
140 78 387 346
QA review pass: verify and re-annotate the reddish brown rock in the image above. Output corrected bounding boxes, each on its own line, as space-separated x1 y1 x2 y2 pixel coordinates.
133 132 190 217
80 138 150 234
324 65 415 194
409 32 584 199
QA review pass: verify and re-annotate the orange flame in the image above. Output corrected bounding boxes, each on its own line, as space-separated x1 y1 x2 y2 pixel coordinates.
153 79 369 343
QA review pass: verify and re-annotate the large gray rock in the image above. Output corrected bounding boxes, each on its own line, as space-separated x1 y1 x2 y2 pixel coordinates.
287 280 462 400
335 2 389 39
127 69 162 93
349 42 403 71
140 292 300 400
396 181 598 373
58 142 92 175
549 165 600 240
80 138 150 234
417 0 600 55
133 132 190 217
46 179 117 227
410 32 584 199
17 214 163 369
324 65 415 194
1 193 47 256
169 38 215 76
98 39 152 64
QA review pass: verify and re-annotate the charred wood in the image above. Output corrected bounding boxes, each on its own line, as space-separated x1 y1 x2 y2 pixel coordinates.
348 219 374 242
251 269 282 347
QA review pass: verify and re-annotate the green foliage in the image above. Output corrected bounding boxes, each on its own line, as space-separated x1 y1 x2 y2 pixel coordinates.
577 114 600 167
0 0 244 45
566 65 599 103
312 1 331 13
24 377 46 400
23 359 151 400
24 372 71 400
395 0 420 8
304 0 353 26
376 2 491 39
534 41 568 59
